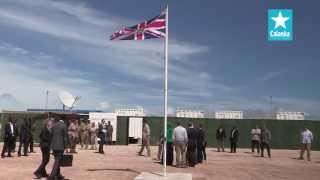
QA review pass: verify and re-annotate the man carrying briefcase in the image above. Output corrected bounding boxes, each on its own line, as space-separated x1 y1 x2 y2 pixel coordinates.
49 117 68 180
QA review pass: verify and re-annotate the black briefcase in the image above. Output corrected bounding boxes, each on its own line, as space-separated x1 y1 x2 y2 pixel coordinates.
61 154 73 167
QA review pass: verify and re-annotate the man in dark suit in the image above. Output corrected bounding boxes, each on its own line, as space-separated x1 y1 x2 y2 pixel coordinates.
10 119 19 153
49 117 68 180
1 118 16 158
230 126 239 153
34 118 53 178
28 118 35 153
18 118 31 156
197 124 206 163
216 126 226 152
186 123 198 167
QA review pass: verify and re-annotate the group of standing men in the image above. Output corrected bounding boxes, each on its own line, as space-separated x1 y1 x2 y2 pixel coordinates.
1 117 35 158
66 119 113 154
138 121 207 168
215 126 240 153
250 126 272 158
215 125 271 157
173 122 207 167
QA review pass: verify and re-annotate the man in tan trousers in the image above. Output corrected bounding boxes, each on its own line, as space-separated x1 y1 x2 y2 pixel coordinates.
173 122 188 168
138 121 151 157
299 128 314 161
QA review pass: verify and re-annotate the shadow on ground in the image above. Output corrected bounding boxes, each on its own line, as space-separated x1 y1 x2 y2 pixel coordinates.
87 168 140 175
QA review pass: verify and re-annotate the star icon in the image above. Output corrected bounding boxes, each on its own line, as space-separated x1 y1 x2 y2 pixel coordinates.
271 11 290 29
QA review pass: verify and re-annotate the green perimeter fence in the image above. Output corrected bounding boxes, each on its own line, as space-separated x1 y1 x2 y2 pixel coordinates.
117 116 320 150
1 113 320 150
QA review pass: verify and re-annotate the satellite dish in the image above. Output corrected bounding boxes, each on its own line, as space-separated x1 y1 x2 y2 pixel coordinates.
58 90 80 110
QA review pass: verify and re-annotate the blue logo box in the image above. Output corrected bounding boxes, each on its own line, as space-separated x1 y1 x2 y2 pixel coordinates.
268 9 293 41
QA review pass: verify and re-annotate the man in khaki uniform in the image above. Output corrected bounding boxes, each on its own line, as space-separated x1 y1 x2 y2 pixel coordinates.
83 120 90 149
138 121 151 157
106 121 113 145
79 120 90 149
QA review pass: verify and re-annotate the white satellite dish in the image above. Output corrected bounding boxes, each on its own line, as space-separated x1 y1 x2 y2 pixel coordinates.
58 90 80 110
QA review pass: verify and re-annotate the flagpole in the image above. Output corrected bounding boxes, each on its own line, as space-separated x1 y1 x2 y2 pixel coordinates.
163 5 169 177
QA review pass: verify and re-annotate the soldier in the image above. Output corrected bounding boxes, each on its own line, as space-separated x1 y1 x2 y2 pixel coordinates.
106 121 113 145
138 120 151 157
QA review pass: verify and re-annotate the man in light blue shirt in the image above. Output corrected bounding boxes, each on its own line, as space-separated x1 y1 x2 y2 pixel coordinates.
299 128 313 161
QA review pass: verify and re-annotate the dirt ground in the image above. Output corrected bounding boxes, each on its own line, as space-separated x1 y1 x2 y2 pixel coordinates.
0 144 319 180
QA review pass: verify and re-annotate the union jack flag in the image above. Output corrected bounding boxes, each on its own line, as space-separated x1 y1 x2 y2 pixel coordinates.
110 10 166 40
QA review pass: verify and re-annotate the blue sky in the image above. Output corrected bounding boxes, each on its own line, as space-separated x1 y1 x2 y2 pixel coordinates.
0 0 319 119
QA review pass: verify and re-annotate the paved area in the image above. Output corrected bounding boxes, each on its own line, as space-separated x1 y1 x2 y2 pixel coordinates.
134 172 192 180
0 144 319 180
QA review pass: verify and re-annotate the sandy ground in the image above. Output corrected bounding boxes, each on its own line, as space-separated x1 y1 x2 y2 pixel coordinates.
0 144 319 180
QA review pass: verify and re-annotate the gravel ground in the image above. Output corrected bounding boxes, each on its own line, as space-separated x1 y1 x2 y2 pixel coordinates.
0 144 319 180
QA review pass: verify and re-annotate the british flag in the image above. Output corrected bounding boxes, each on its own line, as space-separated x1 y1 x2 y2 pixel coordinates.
110 10 166 40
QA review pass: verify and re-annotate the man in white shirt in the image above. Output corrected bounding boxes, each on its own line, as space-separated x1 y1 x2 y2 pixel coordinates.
1 118 16 158
251 126 261 153
173 122 188 168
299 128 314 161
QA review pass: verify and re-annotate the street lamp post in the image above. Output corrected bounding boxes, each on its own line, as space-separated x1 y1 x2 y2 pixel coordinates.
270 96 273 119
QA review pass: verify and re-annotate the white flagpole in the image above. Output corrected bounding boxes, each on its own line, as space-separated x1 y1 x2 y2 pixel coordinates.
163 5 169 177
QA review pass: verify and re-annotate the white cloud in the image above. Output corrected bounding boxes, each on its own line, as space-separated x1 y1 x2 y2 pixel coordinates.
261 70 288 81
99 101 112 111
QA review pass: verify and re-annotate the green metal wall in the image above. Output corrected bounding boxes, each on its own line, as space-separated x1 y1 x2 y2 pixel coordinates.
1 113 319 150
117 116 320 150
0 112 48 142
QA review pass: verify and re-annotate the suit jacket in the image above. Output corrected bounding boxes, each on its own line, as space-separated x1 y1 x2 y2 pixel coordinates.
197 128 205 145
51 121 68 151
187 127 198 146
229 128 239 143
19 123 31 142
261 129 271 144
3 122 15 142
39 126 52 149
216 128 226 140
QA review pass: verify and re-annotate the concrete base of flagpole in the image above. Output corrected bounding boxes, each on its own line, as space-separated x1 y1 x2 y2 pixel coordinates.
134 172 192 180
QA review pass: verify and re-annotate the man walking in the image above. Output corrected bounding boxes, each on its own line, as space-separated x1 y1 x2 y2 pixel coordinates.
187 123 198 167
138 120 151 157
260 126 271 158
28 118 35 153
229 126 239 153
34 118 53 179
299 128 313 161
18 118 31 157
173 122 188 168
216 126 226 152
49 116 68 180
251 125 261 154
1 118 16 158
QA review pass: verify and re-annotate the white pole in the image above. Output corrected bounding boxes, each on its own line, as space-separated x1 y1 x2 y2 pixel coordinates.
45 90 49 110
163 5 169 177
